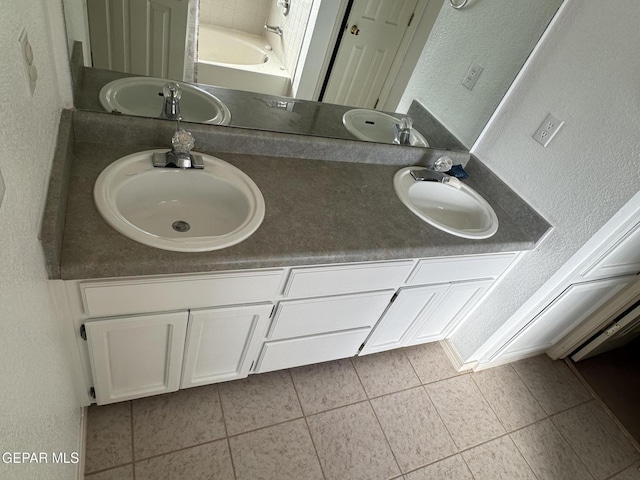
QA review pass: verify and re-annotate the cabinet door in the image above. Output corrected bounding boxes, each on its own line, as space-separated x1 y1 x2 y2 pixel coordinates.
406 279 493 345
85 312 188 405
360 284 448 355
181 304 273 388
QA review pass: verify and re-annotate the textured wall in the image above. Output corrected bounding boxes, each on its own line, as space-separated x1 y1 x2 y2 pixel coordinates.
398 0 561 147
0 0 81 479
450 0 640 361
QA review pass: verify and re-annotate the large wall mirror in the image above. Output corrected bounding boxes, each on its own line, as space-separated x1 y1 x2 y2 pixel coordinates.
63 0 563 149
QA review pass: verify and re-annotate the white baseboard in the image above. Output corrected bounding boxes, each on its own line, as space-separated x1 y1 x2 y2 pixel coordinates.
439 339 477 372
474 347 549 371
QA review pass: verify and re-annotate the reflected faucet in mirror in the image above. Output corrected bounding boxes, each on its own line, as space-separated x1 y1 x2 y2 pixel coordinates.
159 83 183 121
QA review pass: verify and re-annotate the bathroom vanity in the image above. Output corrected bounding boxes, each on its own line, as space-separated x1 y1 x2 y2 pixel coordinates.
43 110 549 406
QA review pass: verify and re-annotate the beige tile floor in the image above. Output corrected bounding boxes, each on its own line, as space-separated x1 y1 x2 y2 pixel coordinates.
83 343 640 480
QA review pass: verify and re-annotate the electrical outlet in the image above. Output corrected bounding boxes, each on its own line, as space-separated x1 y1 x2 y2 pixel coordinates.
533 113 564 147
461 61 484 90
18 28 37 96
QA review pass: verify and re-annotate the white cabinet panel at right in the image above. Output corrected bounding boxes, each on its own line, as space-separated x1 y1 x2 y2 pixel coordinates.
500 275 636 359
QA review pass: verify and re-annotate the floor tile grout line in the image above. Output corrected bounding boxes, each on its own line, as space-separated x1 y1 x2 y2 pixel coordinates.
567 359 640 455
506 429 543 480
545 413 597 480
216 385 238 480
468 371 509 436
130 400 136 480
287 368 327 480
367 396 404 477
420 384 460 453
84 462 135 477
550 400 640 480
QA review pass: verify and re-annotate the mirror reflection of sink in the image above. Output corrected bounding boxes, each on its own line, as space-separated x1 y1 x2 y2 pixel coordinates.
99 77 232 125
94 150 264 252
394 167 498 239
342 109 429 147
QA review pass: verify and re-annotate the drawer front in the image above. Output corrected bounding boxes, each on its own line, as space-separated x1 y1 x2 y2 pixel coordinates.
255 328 371 373
283 261 414 298
80 269 285 317
269 290 394 340
406 253 516 285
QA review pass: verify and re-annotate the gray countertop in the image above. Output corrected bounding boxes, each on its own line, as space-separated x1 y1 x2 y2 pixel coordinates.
42 110 550 280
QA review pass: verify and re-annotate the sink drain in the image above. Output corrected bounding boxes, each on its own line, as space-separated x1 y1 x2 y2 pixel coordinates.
172 220 191 233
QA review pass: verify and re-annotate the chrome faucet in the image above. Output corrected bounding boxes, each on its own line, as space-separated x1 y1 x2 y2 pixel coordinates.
152 129 204 169
159 82 182 121
393 117 413 145
264 24 283 36
409 156 460 187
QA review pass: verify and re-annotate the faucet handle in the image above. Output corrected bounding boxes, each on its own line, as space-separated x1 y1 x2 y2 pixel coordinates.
163 82 182 100
398 117 413 131
172 130 195 153
433 155 453 172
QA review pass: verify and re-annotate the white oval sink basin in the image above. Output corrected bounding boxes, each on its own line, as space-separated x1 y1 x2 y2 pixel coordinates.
394 167 498 239
94 150 264 252
99 77 231 125
343 109 429 147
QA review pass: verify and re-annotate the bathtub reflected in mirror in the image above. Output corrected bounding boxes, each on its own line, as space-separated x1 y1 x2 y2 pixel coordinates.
197 24 290 97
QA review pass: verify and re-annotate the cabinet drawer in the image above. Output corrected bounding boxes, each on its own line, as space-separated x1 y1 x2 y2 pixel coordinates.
80 269 285 317
406 253 516 285
283 261 414 298
269 290 394 340
255 328 371 373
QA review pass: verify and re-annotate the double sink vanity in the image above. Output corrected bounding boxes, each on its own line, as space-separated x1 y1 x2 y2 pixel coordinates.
44 82 550 406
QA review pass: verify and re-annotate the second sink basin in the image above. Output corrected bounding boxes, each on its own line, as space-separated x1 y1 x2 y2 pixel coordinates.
99 77 232 125
94 150 264 252
394 167 498 239
343 109 429 147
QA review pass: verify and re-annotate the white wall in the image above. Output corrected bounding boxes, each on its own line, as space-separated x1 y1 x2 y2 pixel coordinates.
200 0 271 36
398 0 561 148
266 0 314 80
0 0 81 479
450 0 640 361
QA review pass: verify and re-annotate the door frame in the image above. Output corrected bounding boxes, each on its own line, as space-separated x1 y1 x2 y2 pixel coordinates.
295 0 442 109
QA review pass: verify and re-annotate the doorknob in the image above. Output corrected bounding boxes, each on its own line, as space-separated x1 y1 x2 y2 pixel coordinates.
350 25 360 35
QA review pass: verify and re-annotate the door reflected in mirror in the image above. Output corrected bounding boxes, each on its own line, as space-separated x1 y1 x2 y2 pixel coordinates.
66 0 563 149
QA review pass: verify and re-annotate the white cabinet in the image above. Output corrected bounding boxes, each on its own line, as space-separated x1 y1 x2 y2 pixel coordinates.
181 304 273 388
503 275 636 358
66 254 518 405
360 284 448 355
255 290 394 373
361 279 493 355
84 312 188 405
84 303 274 405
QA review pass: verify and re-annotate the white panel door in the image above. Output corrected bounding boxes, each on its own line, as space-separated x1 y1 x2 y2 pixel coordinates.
502 275 636 358
87 0 188 80
323 0 419 107
360 284 448 355
85 312 188 405
181 304 273 388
